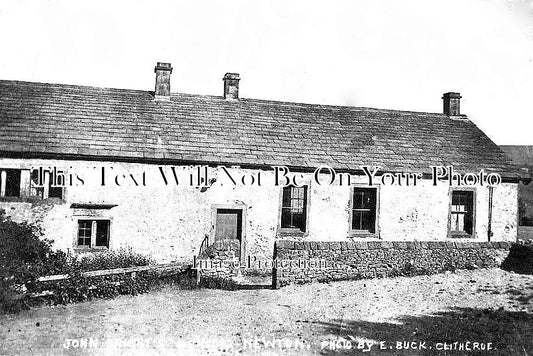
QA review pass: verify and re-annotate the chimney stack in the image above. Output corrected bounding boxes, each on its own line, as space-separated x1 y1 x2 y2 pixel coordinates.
223 73 240 100
154 62 173 100
442 92 462 116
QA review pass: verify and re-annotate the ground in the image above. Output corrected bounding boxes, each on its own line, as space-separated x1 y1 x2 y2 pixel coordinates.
1 269 532 356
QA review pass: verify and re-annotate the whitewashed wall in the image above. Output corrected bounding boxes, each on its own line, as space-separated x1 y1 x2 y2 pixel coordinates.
0 158 518 263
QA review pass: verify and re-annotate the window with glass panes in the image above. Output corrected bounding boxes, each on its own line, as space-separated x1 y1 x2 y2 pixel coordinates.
351 188 377 233
77 220 110 248
281 185 307 232
450 190 474 235
77 220 93 247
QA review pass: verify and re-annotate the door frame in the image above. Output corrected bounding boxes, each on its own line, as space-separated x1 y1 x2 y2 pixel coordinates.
211 203 247 262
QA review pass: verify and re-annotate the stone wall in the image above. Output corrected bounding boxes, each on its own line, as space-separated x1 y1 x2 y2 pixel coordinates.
273 240 513 288
197 239 240 278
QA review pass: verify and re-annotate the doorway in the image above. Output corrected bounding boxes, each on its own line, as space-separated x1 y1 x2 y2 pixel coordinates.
213 207 245 260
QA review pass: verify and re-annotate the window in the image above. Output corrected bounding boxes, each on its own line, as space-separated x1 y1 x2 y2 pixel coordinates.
49 185 64 198
281 185 308 232
0 169 21 198
77 220 92 247
30 169 45 198
30 169 63 199
450 190 474 236
77 220 110 248
351 187 377 233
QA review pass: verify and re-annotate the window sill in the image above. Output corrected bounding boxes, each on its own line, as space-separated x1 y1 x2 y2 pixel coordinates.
348 231 379 239
73 247 109 253
0 196 64 203
0 196 24 202
280 228 306 237
448 232 474 239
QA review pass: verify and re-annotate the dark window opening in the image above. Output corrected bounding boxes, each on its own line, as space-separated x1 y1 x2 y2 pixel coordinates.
49 186 63 198
281 185 307 232
4 169 21 198
30 169 63 199
77 219 110 248
352 188 377 233
95 220 110 247
518 183 533 226
450 190 474 235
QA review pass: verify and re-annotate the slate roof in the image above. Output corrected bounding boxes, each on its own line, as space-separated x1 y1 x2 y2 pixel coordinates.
0 80 524 179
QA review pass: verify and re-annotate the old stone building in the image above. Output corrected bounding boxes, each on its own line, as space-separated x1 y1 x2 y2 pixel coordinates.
500 145 533 240
0 62 525 263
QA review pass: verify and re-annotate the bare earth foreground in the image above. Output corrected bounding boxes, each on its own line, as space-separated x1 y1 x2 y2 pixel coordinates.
1 269 532 356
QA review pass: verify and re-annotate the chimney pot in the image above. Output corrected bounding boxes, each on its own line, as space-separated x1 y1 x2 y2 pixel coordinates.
154 62 173 100
223 73 240 100
442 92 462 116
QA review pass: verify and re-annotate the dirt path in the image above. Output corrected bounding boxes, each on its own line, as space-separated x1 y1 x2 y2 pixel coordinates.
1 269 532 356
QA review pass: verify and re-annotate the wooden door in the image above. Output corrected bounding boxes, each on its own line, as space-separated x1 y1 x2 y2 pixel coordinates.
215 209 242 241
215 209 243 259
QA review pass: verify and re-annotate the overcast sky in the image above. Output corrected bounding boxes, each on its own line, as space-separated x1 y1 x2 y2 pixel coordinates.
1 0 532 144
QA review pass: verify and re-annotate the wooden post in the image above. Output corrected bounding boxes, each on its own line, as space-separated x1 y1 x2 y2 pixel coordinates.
19 169 31 198
0 170 6 197
43 170 50 199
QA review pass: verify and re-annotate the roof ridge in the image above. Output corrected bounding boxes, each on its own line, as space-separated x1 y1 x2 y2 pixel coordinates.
238 96 450 117
0 79 149 95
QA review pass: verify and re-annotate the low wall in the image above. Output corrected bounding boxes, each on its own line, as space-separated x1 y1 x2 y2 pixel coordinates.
273 240 513 288
197 240 241 288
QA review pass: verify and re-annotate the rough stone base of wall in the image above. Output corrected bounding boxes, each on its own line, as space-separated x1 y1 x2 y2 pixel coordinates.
197 239 241 286
273 240 513 288
198 275 241 290
196 240 275 289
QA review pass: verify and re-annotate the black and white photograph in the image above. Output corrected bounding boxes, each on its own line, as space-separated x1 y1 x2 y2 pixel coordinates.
1 0 533 355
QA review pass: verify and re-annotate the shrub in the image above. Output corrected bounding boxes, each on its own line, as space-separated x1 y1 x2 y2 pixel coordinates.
31 265 196 306
26 248 158 306
1 208 159 313
443 261 457 273
501 242 533 274
33 271 157 305
59 247 154 274
199 275 239 290
0 209 65 312
25 249 160 307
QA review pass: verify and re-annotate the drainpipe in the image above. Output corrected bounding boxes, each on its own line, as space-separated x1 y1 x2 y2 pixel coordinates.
487 186 493 242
